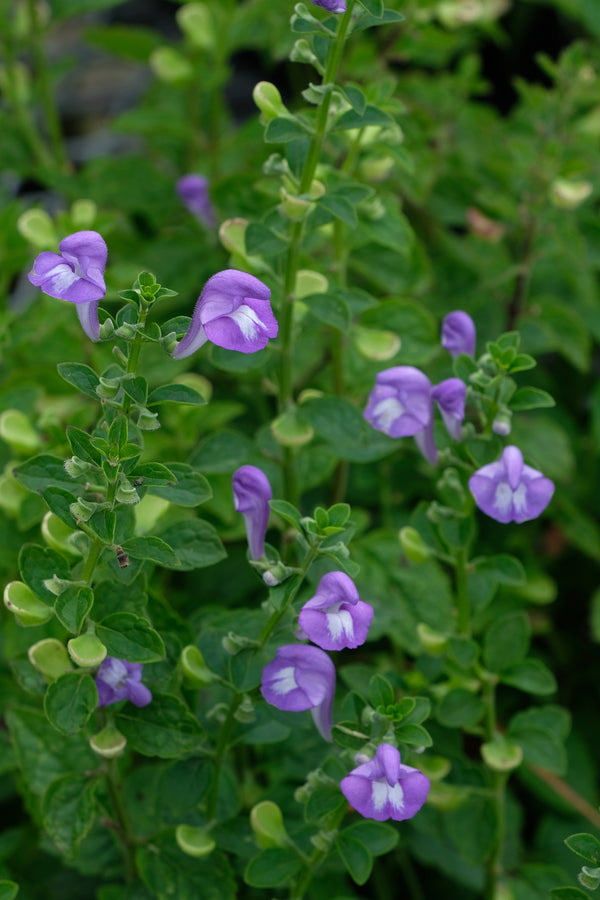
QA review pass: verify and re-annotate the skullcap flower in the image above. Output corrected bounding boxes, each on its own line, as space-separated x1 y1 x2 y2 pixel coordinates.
364 367 433 439
431 378 467 441
177 174 216 228
298 571 373 651
340 743 430 822
441 311 476 358
311 0 347 10
232 465 272 560
261 644 335 741
95 657 152 708
468 445 554 524
172 269 278 359
28 230 107 341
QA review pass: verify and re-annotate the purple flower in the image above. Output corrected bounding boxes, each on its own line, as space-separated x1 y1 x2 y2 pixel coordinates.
95 657 152 708
340 744 430 822
311 0 347 10
431 378 466 441
298 571 373 651
172 269 278 359
232 465 272 560
441 311 476 358
177 174 216 228
364 367 433 439
261 644 335 741
28 230 107 341
468 445 555 524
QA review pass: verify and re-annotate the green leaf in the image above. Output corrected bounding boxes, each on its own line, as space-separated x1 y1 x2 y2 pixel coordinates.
508 706 569 774
19 544 70 604
57 362 100 399
565 833 600 865
550 889 592 900
147 384 207 406
394 722 432 747
437 689 485 728
368 674 394 708
483 612 530 672
129 463 177 486
269 499 302 529
342 84 367 114
67 426 103 465
0 882 19 900
314 194 357 228
305 782 347 821
42 774 97 857
245 223 287 256
137 837 235 900
304 292 352 332
44 672 98 735
54 586 94 634
303 395 396 462
147 463 212 507
447 795 498 865
115 693 204 758
499 659 557 695
14 454 85 493
265 117 310 143
332 105 393 131
507 353 536 373
122 375 148 405
341 820 399 856
121 536 180 568
357 0 383 15
42 486 78 526
190 430 255 474
157 519 227 570
335 832 373 885
244 848 302 888
96 612 166 663
510 387 555 411
473 555 526 586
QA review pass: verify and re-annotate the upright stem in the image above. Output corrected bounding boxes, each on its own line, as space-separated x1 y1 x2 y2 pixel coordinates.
482 678 507 900
81 538 104 585
205 692 243 822
277 2 355 502
105 758 137 883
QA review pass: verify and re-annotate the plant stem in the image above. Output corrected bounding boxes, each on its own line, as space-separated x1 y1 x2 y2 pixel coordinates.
454 547 470 635
259 547 318 646
105 758 137 883
81 538 104 586
205 692 243 822
277 2 355 502
289 805 347 900
482 677 507 900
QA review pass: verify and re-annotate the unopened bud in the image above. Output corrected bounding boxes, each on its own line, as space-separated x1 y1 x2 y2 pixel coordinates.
253 81 289 123
492 410 512 436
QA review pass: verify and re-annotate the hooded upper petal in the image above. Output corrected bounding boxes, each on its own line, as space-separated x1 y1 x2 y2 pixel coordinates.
431 378 466 441
298 572 374 651
232 465 272 559
468 445 555 524
261 644 335 740
172 269 277 358
177 174 216 228
364 367 433 438
340 744 430 822
28 231 107 304
441 311 476 358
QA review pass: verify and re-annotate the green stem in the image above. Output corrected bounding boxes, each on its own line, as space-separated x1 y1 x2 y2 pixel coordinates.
277 1 355 502
454 547 470 635
81 538 104 586
26 0 69 171
289 805 347 900
206 692 243 822
259 547 318 646
105 758 137 883
481 677 507 900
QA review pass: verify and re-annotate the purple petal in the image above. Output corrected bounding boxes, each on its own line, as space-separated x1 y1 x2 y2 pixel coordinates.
413 420 438 464
469 445 555 524
311 0 347 10
340 744 430 822
298 573 373 651
441 311 476 358
261 645 335 740
432 378 466 441
28 231 107 304
126 680 153 707
203 298 278 353
94 656 151 708
177 174 216 228
364 367 432 438
76 299 101 341
232 465 272 559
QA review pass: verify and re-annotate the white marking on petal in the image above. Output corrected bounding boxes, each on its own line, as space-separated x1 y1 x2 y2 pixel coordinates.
372 780 404 812
103 659 128 689
326 608 354 641
270 666 297 695
373 397 405 430
44 263 78 295
494 482 513 516
512 483 528 514
228 304 264 340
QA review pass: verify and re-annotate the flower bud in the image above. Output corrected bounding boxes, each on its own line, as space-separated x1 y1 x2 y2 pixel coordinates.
253 81 290 123
492 409 512 436
4 581 53 627
175 826 216 858
89 725 127 759
0 409 41 455
17 208 57 250
67 633 107 667
250 801 289 849
176 3 215 50
28 638 72 681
